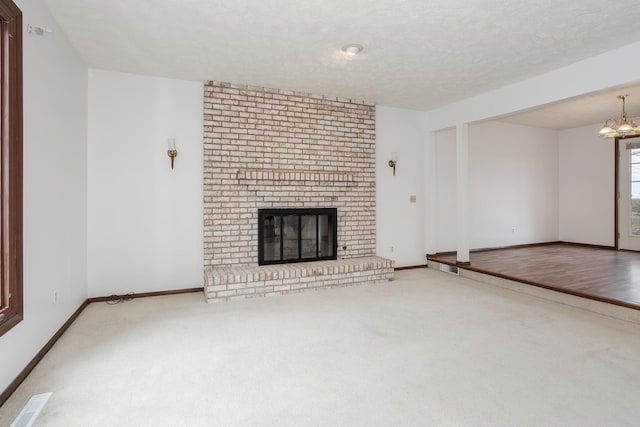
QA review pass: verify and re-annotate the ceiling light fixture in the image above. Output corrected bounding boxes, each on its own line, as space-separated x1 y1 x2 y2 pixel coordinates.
341 44 363 56
599 95 640 138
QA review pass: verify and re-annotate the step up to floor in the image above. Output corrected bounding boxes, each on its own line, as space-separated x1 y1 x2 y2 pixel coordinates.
428 260 640 324
204 256 394 302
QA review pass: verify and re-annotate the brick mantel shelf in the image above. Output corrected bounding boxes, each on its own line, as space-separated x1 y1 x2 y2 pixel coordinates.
236 168 356 185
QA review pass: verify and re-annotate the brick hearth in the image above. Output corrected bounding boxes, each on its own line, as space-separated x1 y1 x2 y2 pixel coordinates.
205 256 394 302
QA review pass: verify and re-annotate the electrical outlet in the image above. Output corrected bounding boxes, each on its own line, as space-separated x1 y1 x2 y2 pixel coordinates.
390 246 395 253
410 195 416 203
511 227 516 234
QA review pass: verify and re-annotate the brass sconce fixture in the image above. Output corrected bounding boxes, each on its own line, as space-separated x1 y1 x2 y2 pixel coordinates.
388 152 397 176
167 138 178 169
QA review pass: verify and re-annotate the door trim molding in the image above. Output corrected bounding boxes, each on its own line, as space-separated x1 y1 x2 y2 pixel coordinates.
614 135 640 250
615 137 620 250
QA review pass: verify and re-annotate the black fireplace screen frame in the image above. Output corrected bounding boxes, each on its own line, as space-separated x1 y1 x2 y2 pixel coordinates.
258 208 338 265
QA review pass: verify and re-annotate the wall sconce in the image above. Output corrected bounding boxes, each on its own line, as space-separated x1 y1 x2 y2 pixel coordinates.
388 152 397 176
167 138 178 169
27 24 53 36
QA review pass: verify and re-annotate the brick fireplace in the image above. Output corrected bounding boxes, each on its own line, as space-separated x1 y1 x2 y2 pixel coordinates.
203 82 393 301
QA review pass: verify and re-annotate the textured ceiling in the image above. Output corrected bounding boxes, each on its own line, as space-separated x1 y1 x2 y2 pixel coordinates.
45 0 640 111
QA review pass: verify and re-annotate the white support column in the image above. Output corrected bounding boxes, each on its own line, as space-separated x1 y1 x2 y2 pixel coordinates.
424 131 437 256
456 123 470 264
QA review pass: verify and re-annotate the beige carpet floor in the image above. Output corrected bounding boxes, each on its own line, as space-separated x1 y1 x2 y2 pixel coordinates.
1 268 639 426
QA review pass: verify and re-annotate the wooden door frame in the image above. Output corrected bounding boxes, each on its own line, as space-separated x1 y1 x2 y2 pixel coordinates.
615 137 620 250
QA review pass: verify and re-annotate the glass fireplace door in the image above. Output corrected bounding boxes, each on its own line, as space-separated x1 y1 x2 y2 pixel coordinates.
318 214 334 258
262 215 281 262
258 208 337 265
282 215 300 260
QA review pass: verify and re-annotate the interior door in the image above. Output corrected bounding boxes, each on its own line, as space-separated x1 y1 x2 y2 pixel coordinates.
617 136 640 250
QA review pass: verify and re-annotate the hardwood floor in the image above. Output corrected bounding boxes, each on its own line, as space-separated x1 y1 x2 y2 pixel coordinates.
427 243 640 310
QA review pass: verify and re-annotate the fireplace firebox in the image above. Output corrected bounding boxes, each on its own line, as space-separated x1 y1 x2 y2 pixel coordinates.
258 208 337 265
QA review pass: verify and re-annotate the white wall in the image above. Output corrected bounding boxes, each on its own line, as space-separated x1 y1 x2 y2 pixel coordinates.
469 122 558 248
88 70 203 297
434 122 559 252
434 128 457 252
558 123 614 246
1 0 88 394
375 106 426 267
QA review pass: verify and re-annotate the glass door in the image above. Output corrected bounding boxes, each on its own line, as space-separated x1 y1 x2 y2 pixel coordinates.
618 137 640 250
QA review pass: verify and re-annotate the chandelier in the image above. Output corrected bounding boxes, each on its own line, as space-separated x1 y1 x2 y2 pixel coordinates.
599 95 640 138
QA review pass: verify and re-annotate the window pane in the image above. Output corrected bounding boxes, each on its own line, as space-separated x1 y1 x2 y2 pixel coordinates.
263 215 281 261
631 150 640 236
632 163 640 182
282 215 299 260
632 182 640 200
632 199 640 236
300 215 317 258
